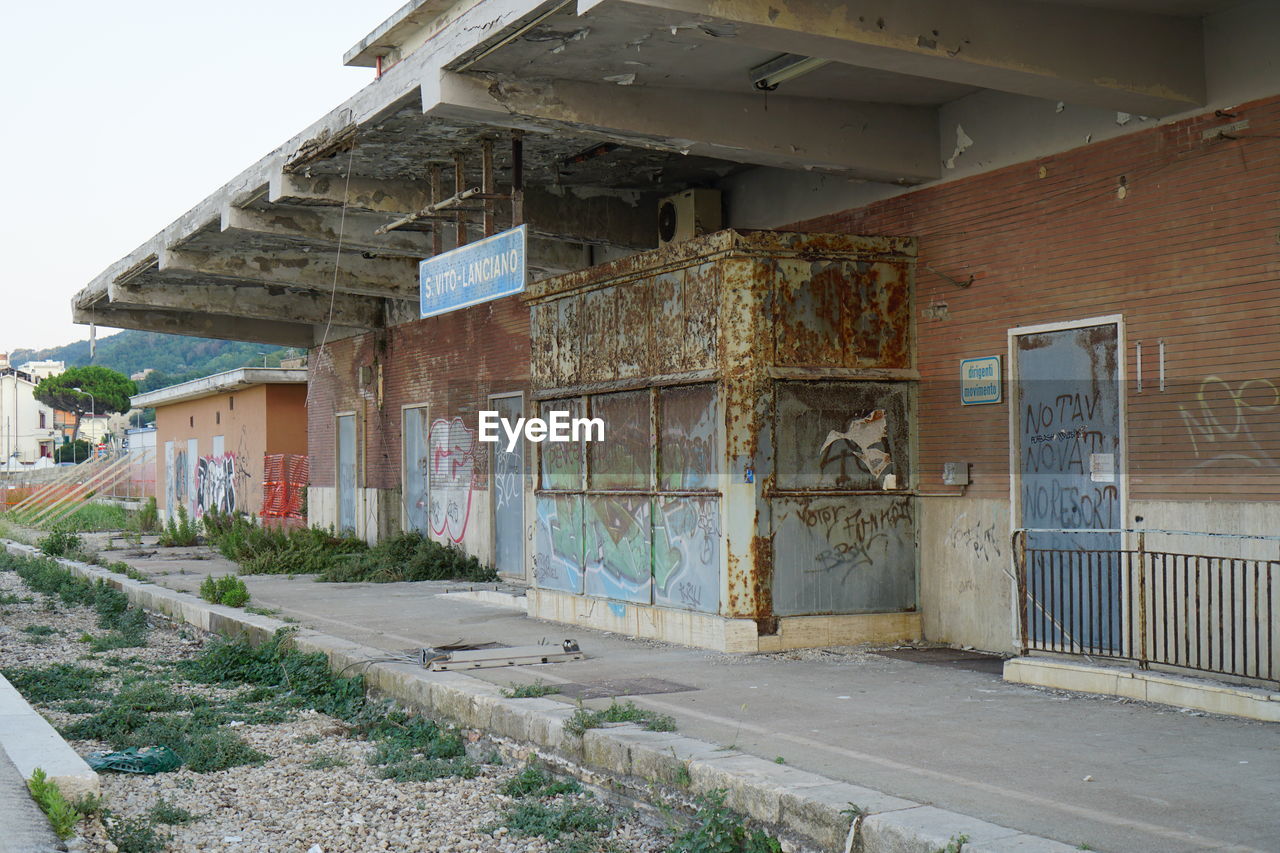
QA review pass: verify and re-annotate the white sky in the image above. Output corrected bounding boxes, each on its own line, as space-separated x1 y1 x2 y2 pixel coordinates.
0 1 405 352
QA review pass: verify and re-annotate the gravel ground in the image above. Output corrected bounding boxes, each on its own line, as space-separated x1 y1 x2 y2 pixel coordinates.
0 566 672 853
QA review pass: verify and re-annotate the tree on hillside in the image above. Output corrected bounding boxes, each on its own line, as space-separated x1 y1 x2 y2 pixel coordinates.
33 366 136 444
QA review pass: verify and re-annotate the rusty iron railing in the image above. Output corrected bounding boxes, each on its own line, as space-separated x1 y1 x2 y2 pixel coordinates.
1013 528 1278 686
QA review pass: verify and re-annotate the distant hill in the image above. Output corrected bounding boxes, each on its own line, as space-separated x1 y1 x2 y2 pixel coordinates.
11 331 298 393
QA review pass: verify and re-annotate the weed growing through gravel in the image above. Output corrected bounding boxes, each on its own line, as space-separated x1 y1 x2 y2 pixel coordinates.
501 679 561 698
105 811 171 853
147 798 201 825
565 699 677 736
668 790 782 853
38 527 85 558
0 551 150 648
2 662 107 702
319 530 498 583
305 754 350 770
502 761 584 798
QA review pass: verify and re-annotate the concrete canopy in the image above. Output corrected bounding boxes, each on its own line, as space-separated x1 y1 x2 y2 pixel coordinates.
74 0 1226 345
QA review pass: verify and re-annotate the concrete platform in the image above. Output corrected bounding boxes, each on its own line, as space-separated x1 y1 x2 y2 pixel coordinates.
0 673 100 801
1004 656 1280 723
0 747 62 853
25 536 1280 853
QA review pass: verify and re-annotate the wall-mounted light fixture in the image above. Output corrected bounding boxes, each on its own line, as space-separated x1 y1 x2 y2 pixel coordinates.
749 53 830 91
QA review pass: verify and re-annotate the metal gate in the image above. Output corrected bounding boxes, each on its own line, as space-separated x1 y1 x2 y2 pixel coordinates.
1012 319 1124 650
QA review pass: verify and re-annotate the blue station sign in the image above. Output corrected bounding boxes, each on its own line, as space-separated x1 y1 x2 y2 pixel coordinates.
419 224 527 319
960 355 1003 405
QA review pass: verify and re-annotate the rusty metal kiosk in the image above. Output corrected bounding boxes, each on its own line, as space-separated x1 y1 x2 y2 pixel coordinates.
526 230 920 652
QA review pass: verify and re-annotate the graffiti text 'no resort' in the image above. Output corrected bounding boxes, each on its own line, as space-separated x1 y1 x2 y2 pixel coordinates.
478 410 605 452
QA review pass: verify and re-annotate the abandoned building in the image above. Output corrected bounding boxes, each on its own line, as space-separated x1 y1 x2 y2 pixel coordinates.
73 0 1280 696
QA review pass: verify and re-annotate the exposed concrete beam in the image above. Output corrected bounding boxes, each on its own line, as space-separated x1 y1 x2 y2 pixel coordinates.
221 205 432 259
72 304 318 348
269 172 434 214
158 248 418 301
107 279 384 330
423 70 939 183
580 0 1205 116
525 188 656 250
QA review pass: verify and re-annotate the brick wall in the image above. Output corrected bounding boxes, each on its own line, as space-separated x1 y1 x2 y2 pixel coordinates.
307 294 530 490
790 94 1280 502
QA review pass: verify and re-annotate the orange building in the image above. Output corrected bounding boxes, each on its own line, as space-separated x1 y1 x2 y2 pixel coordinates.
132 368 308 524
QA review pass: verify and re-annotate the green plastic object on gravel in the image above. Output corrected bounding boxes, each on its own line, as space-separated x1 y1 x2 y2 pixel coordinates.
85 746 183 774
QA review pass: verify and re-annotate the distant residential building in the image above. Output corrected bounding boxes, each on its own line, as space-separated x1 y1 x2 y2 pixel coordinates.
0 353 63 463
132 368 308 522
130 368 155 382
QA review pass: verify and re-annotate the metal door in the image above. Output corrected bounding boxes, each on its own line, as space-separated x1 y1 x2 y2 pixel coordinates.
402 407 430 534
490 394 525 578
186 438 199 519
336 414 356 534
1014 321 1123 650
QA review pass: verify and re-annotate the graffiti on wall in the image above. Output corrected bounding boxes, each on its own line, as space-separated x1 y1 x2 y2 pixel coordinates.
653 496 720 612
820 409 897 489
534 495 585 593
583 495 652 603
172 449 189 512
944 512 1004 566
194 453 244 518
1179 375 1280 469
772 496 916 616
428 417 479 543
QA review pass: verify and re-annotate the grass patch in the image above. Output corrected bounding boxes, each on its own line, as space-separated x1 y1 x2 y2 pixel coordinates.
147 797 201 825
501 679 561 699
502 761 583 798
47 503 130 533
2 663 107 702
350 705 477 781
198 574 250 607
22 624 57 637
498 798 612 849
565 700 677 736
306 754 350 770
1 550 149 647
318 530 497 583
106 812 171 853
669 791 782 853
26 767 81 839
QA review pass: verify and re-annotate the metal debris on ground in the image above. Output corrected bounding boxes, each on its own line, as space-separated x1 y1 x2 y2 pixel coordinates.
424 640 583 670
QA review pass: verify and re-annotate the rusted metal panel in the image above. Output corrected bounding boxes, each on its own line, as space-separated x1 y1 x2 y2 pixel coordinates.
588 390 650 490
539 398 584 490
615 280 652 379
775 381 911 491
772 495 917 616
649 270 685 376
682 262 720 371
658 384 718 491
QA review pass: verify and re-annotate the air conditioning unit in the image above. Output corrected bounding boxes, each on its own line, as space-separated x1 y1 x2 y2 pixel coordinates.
657 189 722 246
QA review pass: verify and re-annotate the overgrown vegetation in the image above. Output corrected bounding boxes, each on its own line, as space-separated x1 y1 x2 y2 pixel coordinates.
319 530 497 583
565 700 677 737
48 503 130 533
105 811 171 853
26 768 81 839
130 497 160 535
495 761 610 853
501 679 561 699
198 574 250 607
157 506 199 547
201 511 364 575
0 551 149 648
668 791 782 853
38 527 84 557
